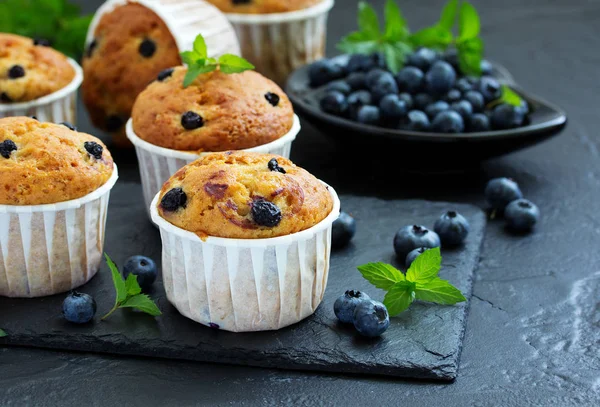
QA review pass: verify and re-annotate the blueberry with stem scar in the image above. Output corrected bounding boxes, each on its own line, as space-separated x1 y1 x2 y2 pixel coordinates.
181 111 204 130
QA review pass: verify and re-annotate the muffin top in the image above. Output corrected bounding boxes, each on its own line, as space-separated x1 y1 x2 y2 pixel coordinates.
157 151 333 239
132 67 294 152
82 2 182 137
0 34 75 103
205 0 324 14
0 117 114 205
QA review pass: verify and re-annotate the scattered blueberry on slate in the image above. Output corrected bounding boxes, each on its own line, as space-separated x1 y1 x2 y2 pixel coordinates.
8 65 25 79
84 141 103 160
356 105 380 126
484 177 523 211
505 199 540 232
0 140 17 159
432 110 464 133
405 247 427 269
251 199 282 227
434 211 470 246
161 187 187 211
123 256 158 292
139 38 157 58
267 158 286 174
157 68 174 81
181 111 204 130
401 110 430 131
393 224 441 260
334 290 370 324
320 91 347 116
62 291 96 324
332 211 356 249
353 300 390 337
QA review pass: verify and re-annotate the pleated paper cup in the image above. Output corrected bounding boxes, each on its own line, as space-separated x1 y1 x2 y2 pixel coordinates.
150 182 340 332
0 166 118 298
126 115 300 219
0 59 82 124
227 0 334 85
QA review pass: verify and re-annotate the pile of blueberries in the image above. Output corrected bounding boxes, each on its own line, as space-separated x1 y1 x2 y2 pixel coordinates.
309 48 530 133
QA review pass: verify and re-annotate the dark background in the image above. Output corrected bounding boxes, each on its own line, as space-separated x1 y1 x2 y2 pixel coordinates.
2 0 600 405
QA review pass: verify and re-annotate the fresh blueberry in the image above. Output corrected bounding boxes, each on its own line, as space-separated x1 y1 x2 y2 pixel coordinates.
161 187 187 211
308 59 344 87
379 94 408 122
480 59 493 75
442 50 460 71
370 52 387 70
478 76 501 102
356 105 381 126
0 140 17 159
398 92 413 110
365 68 387 89
369 71 399 102
353 300 390 337
401 110 430 131
84 141 103 159
505 199 540 232
181 111 204 130
334 290 370 323
425 101 449 120
468 113 490 132
347 90 372 118
139 38 157 58
8 65 25 79
320 91 348 116
123 256 158 292
434 211 470 246
484 178 523 210
516 99 530 116
491 103 525 129
405 247 427 269
450 100 473 119
413 93 434 111
157 68 174 81
267 158 286 174
455 78 473 93
407 48 438 71
463 90 485 112
346 54 372 72
252 199 282 227
62 291 96 324
265 92 280 106
395 67 424 94
346 72 366 90
393 225 441 260
425 61 456 94
432 110 464 133
442 89 462 103
325 80 351 95
332 212 356 249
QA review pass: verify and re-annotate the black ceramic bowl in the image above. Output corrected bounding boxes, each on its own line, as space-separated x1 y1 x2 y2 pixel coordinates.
285 55 567 164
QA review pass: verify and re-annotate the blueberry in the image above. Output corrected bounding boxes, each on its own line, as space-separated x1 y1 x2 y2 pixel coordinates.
516 100 530 116
356 105 381 126
334 290 370 323
395 67 424 94
365 69 387 89
491 103 525 130
379 94 408 121
432 110 464 133
405 247 427 269
123 255 158 292
346 54 372 72
353 300 390 337
401 110 430 131
320 91 348 116
425 101 449 120
413 93 434 111
86 39 97 58
62 291 96 324
267 158 286 174
325 80 351 95
106 115 124 132
505 199 540 232
33 38 51 47
468 113 490 132
442 50 460 71
157 68 174 81
0 140 17 159
309 59 344 87
347 90 372 118
464 90 485 112
478 76 501 102
393 225 441 260
332 212 356 249
139 38 157 58
181 111 204 130
251 199 282 227
407 48 438 71
484 178 523 210
265 92 280 106
84 141 103 160
425 61 456 94
370 52 387 70
369 71 398 102
450 100 473 119
398 92 413 110
442 89 461 103
8 65 25 79
434 211 470 246
60 122 77 131
161 187 187 211
480 59 493 75
455 78 473 93
346 72 366 90
0 92 11 103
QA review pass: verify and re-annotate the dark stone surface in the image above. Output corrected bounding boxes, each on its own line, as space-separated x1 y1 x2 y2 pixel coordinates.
0 184 485 381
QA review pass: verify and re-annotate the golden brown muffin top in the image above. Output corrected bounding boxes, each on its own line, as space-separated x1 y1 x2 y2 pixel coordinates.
157 151 333 239
0 117 114 205
205 0 324 14
0 34 75 103
131 67 294 152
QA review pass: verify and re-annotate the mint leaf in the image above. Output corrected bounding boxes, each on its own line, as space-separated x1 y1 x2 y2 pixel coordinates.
415 278 466 304
120 294 162 317
438 0 458 31
218 54 255 74
457 37 483 76
180 51 202 66
498 85 524 107
183 64 216 87
0 328 7 337
384 0 408 41
357 262 405 290
193 34 208 58
358 1 380 38
406 247 441 283
105 253 127 303
409 26 453 50
383 42 411 74
125 273 142 297
384 281 416 316
458 1 480 41
338 34 379 55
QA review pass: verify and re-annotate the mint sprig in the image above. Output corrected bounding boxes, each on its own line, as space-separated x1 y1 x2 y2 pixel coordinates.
408 0 457 50
358 247 466 316
101 254 161 320
455 1 483 76
180 34 255 87
0 328 7 338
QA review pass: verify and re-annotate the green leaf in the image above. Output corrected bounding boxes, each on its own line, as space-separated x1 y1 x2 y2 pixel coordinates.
357 1 380 38
382 42 411 74
193 34 208 59
409 26 453 50
105 253 127 303
415 278 466 305
125 273 142 297
338 36 379 55
180 51 202 66
406 247 442 283
384 0 409 41
457 37 483 76
218 54 255 73
0 328 7 337
384 281 416 316
206 57 217 65
498 85 524 107
458 1 480 41
357 262 405 291
438 0 458 31
183 64 216 87
120 294 162 317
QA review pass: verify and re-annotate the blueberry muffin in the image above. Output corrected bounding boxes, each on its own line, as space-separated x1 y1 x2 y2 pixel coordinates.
0 34 75 104
131 67 294 152
206 0 324 13
82 2 182 145
0 117 114 205
157 151 333 239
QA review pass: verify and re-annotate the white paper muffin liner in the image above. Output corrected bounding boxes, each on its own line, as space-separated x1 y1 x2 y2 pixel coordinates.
126 115 300 218
150 181 340 332
0 166 119 298
226 0 334 85
0 59 82 124
87 0 241 58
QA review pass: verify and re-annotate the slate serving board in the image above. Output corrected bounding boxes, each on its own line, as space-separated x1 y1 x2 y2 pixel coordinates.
0 182 485 381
